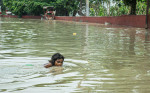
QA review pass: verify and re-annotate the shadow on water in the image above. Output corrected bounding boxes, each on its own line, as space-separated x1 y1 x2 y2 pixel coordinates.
1 18 150 93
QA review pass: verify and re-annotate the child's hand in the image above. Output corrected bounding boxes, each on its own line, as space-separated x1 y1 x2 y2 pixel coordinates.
44 63 52 68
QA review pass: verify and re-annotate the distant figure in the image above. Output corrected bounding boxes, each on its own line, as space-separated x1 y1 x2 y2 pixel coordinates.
44 53 64 68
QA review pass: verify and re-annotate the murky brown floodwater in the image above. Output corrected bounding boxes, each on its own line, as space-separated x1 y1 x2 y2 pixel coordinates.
0 17 150 93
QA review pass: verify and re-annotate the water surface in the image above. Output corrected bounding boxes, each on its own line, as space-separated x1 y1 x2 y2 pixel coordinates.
0 17 150 93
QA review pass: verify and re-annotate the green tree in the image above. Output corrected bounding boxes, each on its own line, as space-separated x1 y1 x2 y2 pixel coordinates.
2 0 81 16
136 1 147 15
109 1 130 16
3 0 51 17
90 8 95 16
99 5 107 16
53 0 79 16
114 0 147 15
2 0 148 16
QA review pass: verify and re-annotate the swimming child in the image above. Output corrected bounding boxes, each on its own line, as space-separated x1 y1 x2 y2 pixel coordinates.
44 53 64 68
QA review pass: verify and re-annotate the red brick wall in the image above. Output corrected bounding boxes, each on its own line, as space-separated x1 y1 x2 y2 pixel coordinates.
1 15 149 28
55 15 147 28
22 15 41 19
1 15 41 19
1 15 18 18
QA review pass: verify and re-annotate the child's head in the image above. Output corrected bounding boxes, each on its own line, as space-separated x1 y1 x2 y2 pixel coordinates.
50 53 64 66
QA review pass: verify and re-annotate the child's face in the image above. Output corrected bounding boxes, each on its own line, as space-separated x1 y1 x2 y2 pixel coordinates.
54 59 64 66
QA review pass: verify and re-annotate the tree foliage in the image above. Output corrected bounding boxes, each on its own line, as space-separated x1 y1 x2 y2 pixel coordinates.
2 0 80 16
114 0 147 15
90 0 148 16
3 0 50 17
52 0 79 16
2 0 149 17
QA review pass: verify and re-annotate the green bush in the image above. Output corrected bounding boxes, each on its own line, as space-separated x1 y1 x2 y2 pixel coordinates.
90 8 95 16
98 6 107 16
3 0 50 17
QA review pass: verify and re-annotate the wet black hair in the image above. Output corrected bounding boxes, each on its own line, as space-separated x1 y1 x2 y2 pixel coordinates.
49 53 64 66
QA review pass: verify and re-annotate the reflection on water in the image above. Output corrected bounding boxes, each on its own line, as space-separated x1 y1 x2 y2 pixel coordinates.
0 17 150 93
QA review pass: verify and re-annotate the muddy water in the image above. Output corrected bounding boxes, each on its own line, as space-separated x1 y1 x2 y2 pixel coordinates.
0 17 150 93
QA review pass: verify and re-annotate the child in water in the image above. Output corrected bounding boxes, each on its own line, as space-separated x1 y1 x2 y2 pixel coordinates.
44 53 64 68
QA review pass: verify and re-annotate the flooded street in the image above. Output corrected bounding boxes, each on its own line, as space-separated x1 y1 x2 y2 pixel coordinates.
0 17 150 93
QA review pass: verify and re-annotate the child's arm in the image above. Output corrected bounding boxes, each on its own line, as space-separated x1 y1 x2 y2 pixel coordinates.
44 63 52 68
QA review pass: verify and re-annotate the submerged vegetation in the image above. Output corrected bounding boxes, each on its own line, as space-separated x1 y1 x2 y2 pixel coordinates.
1 0 149 17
